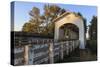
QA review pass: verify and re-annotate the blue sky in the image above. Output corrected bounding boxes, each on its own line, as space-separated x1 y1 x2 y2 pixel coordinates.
13 1 97 31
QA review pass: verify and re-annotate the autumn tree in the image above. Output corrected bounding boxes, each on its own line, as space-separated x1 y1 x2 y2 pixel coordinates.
22 4 66 36
22 7 42 33
42 4 66 35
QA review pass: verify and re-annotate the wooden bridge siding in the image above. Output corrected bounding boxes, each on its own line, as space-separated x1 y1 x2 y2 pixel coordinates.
14 40 79 65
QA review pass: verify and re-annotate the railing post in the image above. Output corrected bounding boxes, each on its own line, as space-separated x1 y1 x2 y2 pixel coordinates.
72 40 74 51
28 41 34 65
69 41 71 53
24 40 32 65
77 40 80 48
75 40 77 48
19 41 21 46
71 41 73 52
24 45 29 65
70 41 72 52
60 42 64 60
66 41 69 55
49 43 54 63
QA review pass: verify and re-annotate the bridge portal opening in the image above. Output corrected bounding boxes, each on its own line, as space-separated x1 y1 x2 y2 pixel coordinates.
59 23 79 40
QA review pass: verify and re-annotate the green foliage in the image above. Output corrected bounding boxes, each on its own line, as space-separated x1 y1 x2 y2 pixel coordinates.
88 16 97 40
86 40 97 54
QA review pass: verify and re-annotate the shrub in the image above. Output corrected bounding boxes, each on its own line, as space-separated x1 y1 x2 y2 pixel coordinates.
86 40 97 54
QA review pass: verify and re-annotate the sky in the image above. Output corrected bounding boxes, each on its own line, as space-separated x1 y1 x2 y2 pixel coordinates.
12 1 97 31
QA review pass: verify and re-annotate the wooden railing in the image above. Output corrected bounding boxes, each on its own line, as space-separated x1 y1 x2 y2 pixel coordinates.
13 39 79 65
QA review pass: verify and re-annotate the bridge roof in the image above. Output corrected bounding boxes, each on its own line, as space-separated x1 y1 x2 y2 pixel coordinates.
52 12 82 23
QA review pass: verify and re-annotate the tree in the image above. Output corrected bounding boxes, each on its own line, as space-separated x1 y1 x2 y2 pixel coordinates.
42 4 66 35
22 7 42 33
88 16 97 40
29 7 40 18
22 19 39 33
22 4 66 36
44 4 66 20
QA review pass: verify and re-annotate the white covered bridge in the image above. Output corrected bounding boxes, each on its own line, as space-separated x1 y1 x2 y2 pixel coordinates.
54 12 86 49
12 12 86 65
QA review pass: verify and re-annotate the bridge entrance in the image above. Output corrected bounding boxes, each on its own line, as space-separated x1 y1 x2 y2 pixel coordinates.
54 12 86 49
59 23 79 40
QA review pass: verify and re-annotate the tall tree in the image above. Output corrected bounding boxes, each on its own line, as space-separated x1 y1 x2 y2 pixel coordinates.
42 4 66 35
29 7 40 18
88 16 97 40
22 4 66 35
22 7 42 33
22 19 40 33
